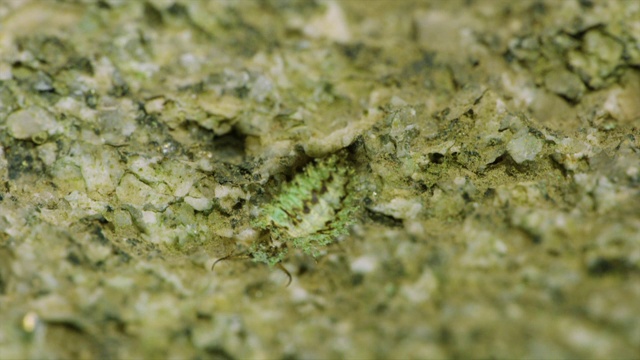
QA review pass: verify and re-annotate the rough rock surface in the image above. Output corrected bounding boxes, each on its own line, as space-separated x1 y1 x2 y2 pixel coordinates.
0 1 639 359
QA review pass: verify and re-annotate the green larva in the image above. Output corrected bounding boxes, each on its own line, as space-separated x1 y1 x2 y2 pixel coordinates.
213 152 359 284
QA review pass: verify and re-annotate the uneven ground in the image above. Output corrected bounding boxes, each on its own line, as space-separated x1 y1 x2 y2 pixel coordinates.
0 0 639 359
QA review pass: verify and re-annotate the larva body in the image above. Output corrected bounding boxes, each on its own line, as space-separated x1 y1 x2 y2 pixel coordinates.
251 153 358 266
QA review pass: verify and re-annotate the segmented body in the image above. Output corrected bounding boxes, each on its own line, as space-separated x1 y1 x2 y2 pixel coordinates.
251 153 358 266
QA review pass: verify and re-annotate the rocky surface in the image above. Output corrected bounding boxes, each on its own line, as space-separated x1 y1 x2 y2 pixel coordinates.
0 0 639 359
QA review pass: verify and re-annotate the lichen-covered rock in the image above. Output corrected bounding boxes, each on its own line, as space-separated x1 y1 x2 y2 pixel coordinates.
214 184 248 213
544 69 586 101
2 1 640 359
184 196 212 212
370 197 423 221
6 106 61 141
116 173 174 211
568 29 625 89
507 132 544 164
